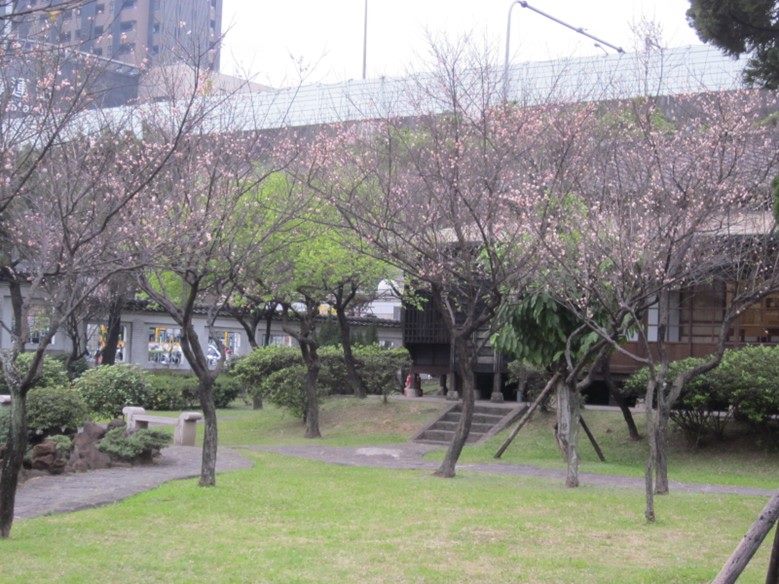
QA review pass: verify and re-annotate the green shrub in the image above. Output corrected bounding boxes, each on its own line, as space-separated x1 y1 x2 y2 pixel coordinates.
259 365 329 419
26 385 88 438
143 372 192 410
507 361 552 402
709 345 779 426
211 375 243 408
0 353 69 393
354 346 410 396
230 347 301 402
48 434 73 456
74 364 150 418
99 427 170 462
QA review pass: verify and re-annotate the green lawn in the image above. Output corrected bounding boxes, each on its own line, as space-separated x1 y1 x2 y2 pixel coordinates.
3 452 774 583
4 397 776 583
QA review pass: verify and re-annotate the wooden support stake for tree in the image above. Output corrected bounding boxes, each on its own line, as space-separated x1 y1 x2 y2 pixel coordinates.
765 519 778 584
712 492 779 584
494 373 560 459
579 415 606 462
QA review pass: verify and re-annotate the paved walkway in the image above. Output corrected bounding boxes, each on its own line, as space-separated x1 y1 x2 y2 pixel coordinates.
255 443 776 497
15 446 252 519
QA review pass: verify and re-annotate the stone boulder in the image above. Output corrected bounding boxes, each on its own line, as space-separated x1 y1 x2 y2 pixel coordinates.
29 440 68 474
68 422 112 472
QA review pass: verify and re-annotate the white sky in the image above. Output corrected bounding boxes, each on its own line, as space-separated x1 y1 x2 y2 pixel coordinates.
220 1 704 88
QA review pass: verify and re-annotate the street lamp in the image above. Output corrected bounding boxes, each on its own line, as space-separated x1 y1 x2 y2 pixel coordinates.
503 0 625 100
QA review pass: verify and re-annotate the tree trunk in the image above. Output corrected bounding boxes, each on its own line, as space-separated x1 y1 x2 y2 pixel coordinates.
252 393 263 410
435 337 474 478
644 379 658 523
197 377 218 487
302 343 321 438
555 380 580 488
101 295 124 365
712 493 779 584
263 308 274 347
654 400 670 495
336 304 368 398
0 387 27 538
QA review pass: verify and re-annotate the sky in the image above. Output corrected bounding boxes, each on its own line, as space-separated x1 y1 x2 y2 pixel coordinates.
219 1 705 88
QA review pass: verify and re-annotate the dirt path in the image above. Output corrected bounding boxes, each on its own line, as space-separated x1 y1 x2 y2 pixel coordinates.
15 446 252 519
254 443 776 497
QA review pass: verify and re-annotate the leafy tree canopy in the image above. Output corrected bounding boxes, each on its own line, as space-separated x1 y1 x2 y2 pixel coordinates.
687 0 779 88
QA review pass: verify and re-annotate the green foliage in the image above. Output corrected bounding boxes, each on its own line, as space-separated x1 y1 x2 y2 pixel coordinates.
212 376 243 408
709 345 779 426
74 364 151 418
141 372 191 411
259 365 321 419
686 0 779 89
625 347 779 440
316 319 342 346
98 427 171 462
0 353 69 393
230 346 301 401
26 386 88 438
235 345 410 414
352 323 379 346
493 293 598 369
47 434 73 456
506 361 552 401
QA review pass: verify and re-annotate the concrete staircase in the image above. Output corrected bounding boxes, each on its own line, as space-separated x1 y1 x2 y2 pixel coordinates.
413 401 527 445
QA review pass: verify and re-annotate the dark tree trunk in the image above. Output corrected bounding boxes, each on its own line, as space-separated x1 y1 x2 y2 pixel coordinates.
602 358 641 441
0 386 26 538
236 313 260 349
654 399 670 495
197 376 218 487
555 379 581 488
336 302 368 398
64 312 87 370
101 295 124 365
263 305 275 347
435 336 475 478
644 377 659 523
302 344 321 438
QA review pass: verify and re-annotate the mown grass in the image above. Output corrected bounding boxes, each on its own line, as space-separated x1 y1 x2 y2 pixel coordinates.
3 452 775 583
154 397 778 488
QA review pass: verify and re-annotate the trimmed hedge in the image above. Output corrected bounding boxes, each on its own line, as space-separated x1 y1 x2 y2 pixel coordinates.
74 364 151 419
27 386 88 438
231 345 410 416
143 371 242 409
624 346 779 441
99 427 170 462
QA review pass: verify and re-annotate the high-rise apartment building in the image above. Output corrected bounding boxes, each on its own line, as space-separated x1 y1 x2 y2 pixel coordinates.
12 0 223 71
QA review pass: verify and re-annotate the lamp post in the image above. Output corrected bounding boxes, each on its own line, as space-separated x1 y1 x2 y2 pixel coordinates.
503 0 625 100
362 0 368 79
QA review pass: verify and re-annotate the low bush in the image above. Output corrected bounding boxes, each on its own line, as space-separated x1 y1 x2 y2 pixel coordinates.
0 353 69 394
230 347 301 401
48 434 73 457
143 372 192 411
99 427 170 462
354 346 410 396
74 364 150 418
709 345 779 426
27 385 88 438
259 365 318 419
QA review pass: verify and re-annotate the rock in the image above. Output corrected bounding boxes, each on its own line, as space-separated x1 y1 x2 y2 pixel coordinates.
107 419 126 432
81 422 108 441
29 440 67 474
68 429 112 473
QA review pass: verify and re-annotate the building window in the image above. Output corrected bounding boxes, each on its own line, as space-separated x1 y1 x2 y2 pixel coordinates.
92 47 103 56
151 45 159 55
118 42 135 54
120 20 135 32
93 24 103 36
152 21 160 33
59 31 71 42
95 3 105 14
122 0 136 8
148 326 183 367
87 323 129 364
27 307 54 345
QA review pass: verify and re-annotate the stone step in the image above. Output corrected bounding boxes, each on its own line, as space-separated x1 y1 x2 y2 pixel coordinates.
417 429 482 444
443 412 504 425
432 421 494 433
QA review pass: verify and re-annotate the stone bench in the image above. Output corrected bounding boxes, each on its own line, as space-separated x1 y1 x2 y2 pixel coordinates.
0 395 10 407
122 407 203 447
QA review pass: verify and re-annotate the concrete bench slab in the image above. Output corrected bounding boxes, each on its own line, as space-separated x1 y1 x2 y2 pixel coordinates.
122 407 203 446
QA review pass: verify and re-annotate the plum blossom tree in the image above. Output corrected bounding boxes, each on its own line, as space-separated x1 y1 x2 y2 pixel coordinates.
131 125 303 484
545 90 779 520
0 42 229 537
300 42 598 477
